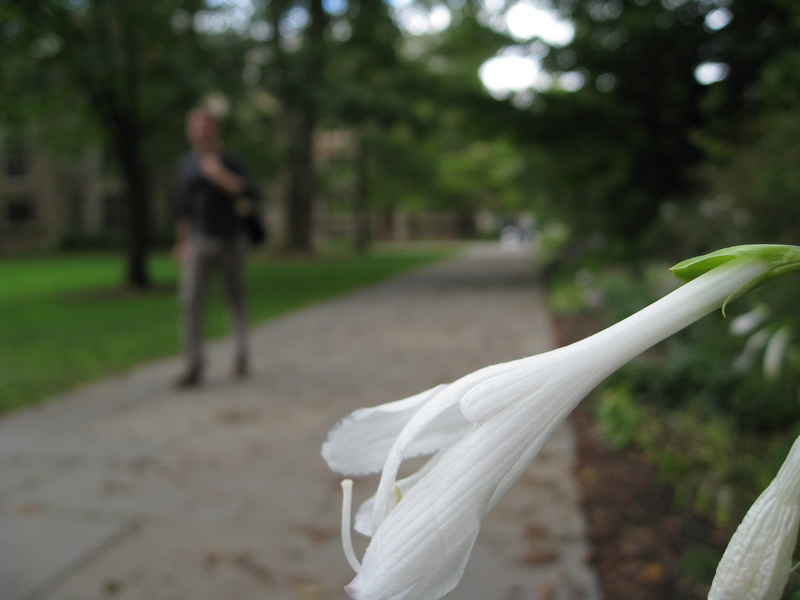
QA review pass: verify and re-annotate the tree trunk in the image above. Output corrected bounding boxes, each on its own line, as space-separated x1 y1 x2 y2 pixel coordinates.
275 0 328 254
283 108 316 252
112 122 151 289
353 130 371 254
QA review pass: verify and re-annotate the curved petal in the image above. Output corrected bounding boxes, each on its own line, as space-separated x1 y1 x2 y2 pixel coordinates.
322 384 467 475
369 360 527 528
709 436 800 600
347 426 518 599
763 325 791 379
730 305 770 336
734 328 770 371
347 523 480 600
353 452 443 537
459 352 564 423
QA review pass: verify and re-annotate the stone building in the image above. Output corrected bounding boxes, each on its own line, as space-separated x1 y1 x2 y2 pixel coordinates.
0 131 475 254
0 144 175 253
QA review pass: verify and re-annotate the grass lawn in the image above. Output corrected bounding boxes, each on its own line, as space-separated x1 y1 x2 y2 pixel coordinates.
0 243 455 413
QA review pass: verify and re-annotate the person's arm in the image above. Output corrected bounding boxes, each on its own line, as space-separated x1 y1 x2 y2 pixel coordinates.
198 153 246 197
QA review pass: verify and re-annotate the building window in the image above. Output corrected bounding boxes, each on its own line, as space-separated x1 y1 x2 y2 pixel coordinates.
6 195 37 222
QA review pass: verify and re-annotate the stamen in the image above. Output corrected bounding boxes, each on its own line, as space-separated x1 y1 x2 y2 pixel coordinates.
340 479 362 573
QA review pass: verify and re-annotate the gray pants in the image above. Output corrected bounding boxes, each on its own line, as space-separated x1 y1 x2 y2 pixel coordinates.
180 234 249 373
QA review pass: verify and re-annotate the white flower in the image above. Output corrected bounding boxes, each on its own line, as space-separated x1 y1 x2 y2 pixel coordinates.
322 245 800 600
734 326 771 372
730 305 770 336
731 305 793 379
763 325 792 379
708 435 800 600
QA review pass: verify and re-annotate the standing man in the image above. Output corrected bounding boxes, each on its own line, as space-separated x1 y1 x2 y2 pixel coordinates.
173 108 260 387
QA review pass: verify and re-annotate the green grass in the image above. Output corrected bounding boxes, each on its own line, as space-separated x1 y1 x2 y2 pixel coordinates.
0 243 455 413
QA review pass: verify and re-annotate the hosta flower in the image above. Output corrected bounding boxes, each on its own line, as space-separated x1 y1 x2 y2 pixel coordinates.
731 305 794 379
733 325 771 372
763 325 792 379
708 434 800 600
322 245 800 600
730 305 770 336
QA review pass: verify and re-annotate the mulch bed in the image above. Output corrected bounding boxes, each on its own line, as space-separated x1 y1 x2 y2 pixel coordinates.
554 315 733 600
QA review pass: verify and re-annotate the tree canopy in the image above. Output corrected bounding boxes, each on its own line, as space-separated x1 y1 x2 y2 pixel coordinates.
2 0 798 275
1 0 251 286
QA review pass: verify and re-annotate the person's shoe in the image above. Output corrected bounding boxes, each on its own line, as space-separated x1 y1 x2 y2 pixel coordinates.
231 361 249 379
174 368 202 388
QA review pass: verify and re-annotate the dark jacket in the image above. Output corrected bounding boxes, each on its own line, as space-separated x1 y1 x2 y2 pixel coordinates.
176 150 259 242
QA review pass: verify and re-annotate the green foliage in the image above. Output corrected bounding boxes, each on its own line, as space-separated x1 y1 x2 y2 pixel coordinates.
0 246 451 413
497 0 800 257
677 547 724 584
577 257 800 527
596 384 643 448
360 123 441 212
593 385 795 527
0 0 257 286
527 0 712 245
3 0 799 277
0 0 241 156
699 110 800 247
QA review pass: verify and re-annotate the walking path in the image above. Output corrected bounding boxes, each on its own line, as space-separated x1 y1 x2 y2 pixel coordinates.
0 243 600 600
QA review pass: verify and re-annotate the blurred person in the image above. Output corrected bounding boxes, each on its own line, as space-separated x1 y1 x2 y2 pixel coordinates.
173 108 260 387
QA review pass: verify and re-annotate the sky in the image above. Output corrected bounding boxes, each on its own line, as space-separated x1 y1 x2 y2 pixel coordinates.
202 0 576 98
389 0 576 98
202 0 730 99
478 1 575 97
392 1 733 97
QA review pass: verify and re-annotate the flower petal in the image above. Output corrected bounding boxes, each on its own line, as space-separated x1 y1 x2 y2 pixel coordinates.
763 325 791 379
347 521 480 600
369 381 478 528
730 305 770 336
348 421 521 599
459 352 566 423
708 436 800 600
353 452 443 537
349 370 582 600
323 384 469 475
734 327 770 371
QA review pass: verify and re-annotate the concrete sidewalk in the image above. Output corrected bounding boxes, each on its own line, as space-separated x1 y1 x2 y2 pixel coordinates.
0 243 600 600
